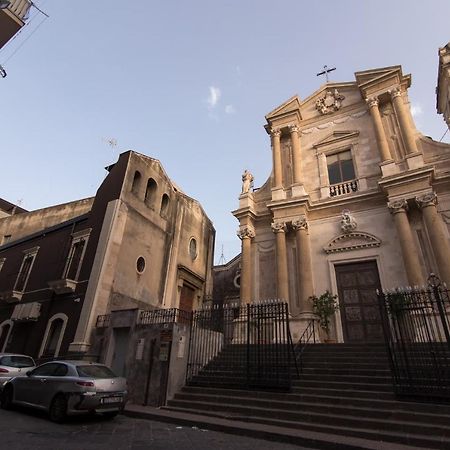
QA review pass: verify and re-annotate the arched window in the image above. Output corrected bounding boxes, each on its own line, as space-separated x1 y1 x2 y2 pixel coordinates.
145 178 157 205
39 314 68 358
0 320 13 352
160 193 170 217
131 171 142 194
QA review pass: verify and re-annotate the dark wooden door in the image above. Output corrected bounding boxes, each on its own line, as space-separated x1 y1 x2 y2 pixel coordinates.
179 285 195 312
335 261 383 343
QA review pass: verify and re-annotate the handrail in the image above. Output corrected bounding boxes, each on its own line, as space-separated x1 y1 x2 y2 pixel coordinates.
293 319 316 373
288 329 300 378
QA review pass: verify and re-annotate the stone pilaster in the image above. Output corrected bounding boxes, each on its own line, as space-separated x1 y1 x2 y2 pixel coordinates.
237 226 255 304
271 220 289 302
366 97 394 165
271 128 283 188
292 217 314 313
390 88 419 155
289 125 302 184
416 192 450 286
388 199 424 286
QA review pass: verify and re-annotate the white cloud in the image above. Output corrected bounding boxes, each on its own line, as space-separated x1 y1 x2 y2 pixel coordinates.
207 86 221 109
225 104 236 114
411 103 423 117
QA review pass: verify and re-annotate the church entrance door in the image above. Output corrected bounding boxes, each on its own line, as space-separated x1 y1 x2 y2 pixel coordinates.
335 261 383 343
179 285 195 312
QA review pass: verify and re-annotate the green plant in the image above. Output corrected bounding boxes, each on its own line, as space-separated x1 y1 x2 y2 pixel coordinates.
311 291 339 335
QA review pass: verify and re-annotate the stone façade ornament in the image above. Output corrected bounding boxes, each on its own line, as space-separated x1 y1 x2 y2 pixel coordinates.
316 89 345 115
340 209 357 234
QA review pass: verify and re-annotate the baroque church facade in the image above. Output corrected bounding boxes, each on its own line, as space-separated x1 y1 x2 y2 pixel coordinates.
233 66 450 343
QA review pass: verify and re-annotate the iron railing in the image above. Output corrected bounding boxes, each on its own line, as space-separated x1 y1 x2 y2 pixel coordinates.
378 274 450 400
139 308 191 325
329 179 358 197
293 319 317 373
186 301 293 391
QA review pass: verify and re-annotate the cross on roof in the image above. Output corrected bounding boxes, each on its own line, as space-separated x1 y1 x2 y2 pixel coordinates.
317 65 336 83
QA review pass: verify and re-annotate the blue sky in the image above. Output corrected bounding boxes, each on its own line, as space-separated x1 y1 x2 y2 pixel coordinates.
1 0 449 263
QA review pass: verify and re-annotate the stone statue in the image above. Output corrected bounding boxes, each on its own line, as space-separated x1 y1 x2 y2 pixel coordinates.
241 169 254 194
341 209 357 233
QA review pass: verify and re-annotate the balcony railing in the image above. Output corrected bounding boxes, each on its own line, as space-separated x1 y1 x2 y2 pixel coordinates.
329 179 358 197
139 308 191 325
6 0 32 21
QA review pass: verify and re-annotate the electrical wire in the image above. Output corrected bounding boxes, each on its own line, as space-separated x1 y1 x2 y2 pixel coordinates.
439 128 449 142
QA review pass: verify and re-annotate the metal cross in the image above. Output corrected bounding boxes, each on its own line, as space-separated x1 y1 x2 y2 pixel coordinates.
316 65 336 82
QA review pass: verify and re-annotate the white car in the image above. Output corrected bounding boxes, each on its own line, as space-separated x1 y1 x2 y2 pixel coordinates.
0 353 36 388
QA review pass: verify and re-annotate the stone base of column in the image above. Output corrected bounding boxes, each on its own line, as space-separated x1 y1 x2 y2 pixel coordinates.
238 192 254 209
271 187 286 201
68 341 91 354
405 152 424 170
380 160 398 177
289 313 320 343
291 183 306 197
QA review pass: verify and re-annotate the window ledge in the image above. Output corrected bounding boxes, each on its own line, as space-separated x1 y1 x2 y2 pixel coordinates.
48 278 78 295
0 290 23 303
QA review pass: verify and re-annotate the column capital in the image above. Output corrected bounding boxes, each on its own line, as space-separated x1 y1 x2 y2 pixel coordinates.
388 87 402 99
292 217 308 231
388 198 408 214
289 124 299 134
270 128 281 138
237 226 255 240
416 192 438 209
271 220 287 233
366 97 379 108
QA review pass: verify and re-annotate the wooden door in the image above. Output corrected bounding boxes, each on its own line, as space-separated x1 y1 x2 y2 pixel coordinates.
179 285 195 312
335 261 383 342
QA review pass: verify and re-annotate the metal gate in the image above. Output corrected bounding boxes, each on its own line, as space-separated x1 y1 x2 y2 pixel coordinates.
378 274 450 400
186 301 293 390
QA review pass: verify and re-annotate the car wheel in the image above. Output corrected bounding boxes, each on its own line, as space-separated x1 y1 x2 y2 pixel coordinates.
101 411 119 419
49 394 67 423
0 385 13 410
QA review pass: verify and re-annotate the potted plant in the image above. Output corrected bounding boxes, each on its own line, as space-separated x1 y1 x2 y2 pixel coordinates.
311 291 339 342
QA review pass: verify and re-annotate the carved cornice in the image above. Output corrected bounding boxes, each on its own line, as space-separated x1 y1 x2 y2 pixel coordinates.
271 221 287 233
388 199 408 214
292 217 308 231
324 232 381 254
365 97 379 108
237 226 255 240
416 192 438 209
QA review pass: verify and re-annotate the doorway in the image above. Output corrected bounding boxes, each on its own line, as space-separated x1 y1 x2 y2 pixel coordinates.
110 327 130 377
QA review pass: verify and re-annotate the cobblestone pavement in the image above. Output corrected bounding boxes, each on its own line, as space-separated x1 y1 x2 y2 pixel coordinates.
0 408 307 449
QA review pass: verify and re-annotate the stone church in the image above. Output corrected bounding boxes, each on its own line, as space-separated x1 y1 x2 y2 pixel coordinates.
233 65 450 343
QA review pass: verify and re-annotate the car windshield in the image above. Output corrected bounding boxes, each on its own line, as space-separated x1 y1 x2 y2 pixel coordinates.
0 356 35 368
76 365 117 378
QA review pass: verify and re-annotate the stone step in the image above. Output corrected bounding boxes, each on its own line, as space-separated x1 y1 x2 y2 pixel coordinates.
296 373 392 384
291 379 395 392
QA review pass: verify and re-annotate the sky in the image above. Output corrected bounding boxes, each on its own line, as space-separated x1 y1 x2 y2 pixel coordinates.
1 0 449 264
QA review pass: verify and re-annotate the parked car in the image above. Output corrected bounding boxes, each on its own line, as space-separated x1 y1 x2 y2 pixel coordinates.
0 360 127 422
0 353 36 388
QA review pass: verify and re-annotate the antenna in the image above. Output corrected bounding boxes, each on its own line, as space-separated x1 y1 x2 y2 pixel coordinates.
218 245 227 265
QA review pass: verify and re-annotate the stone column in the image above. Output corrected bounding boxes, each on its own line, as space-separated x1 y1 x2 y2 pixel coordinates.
271 128 283 188
237 226 255 304
366 97 393 162
390 88 418 155
289 125 302 185
416 192 450 286
271 221 289 302
292 217 314 313
388 199 424 286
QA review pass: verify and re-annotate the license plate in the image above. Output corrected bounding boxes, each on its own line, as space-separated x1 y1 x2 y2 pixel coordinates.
101 396 122 404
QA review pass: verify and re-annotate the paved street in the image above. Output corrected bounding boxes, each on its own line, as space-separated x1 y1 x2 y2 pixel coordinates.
0 408 306 450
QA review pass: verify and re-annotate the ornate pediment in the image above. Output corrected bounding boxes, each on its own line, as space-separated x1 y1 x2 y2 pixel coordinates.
313 130 359 149
324 232 381 254
265 95 301 121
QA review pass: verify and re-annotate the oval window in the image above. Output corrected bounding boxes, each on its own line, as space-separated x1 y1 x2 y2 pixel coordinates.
136 256 146 274
189 238 197 260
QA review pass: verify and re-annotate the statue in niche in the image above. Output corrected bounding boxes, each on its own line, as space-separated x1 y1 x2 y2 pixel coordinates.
241 169 254 194
341 209 357 234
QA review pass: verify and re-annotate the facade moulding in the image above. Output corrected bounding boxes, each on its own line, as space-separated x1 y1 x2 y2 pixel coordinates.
324 231 382 254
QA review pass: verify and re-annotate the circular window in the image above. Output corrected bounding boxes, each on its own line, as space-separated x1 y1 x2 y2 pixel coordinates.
189 238 197 260
136 256 146 274
233 274 241 289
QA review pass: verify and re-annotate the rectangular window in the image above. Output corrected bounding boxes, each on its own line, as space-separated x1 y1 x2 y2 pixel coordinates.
14 249 38 292
63 231 90 281
327 150 356 185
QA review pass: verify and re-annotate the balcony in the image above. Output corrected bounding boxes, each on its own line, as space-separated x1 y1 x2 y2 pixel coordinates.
0 0 32 49
48 278 78 295
0 289 23 303
329 179 359 198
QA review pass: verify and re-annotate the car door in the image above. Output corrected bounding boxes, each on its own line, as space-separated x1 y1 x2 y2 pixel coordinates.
14 363 58 407
40 363 70 409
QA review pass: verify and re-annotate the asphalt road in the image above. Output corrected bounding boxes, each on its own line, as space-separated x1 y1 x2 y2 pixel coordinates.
0 407 307 449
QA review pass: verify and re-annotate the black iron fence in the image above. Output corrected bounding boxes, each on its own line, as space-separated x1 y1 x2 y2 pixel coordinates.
139 308 191 325
378 274 450 400
186 301 293 391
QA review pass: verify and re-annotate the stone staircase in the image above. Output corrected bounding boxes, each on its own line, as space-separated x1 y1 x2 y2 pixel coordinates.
164 343 450 449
